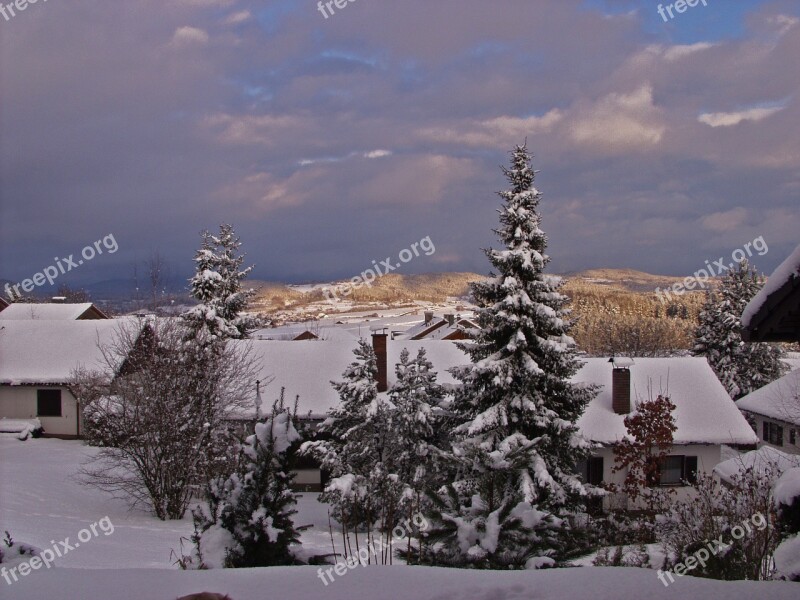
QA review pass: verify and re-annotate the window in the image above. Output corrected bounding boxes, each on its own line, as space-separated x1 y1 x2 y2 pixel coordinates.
37 389 62 417
576 456 604 486
655 455 697 486
763 422 784 446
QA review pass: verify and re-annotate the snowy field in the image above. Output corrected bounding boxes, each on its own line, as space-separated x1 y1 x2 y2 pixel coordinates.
2 437 798 600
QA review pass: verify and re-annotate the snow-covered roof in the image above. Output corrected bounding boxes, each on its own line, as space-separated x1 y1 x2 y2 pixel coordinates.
242 342 754 445
736 368 800 426
574 357 758 445
742 243 800 331
238 339 469 417
713 446 800 486
252 324 357 342
0 319 131 385
0 303 103 321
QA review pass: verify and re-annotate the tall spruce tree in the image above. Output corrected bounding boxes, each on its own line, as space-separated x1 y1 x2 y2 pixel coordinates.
424 144 596 568
693 260 785 399
184 223 255 343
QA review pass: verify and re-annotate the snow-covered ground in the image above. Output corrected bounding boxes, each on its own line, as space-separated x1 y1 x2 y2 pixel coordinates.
2 437 798 599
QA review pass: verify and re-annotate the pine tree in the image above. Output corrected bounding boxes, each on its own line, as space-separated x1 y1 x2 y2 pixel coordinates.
188 394 305 568
693 260 785 399
425 144 596 568
183 224 256 343
389 348 448 559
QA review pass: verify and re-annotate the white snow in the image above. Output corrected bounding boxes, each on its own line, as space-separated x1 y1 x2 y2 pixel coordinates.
736 368 800 426
0 418 42 440
742 243 800 327
774 534 800 581
773 467 800 507
0 319 135 384
713 446 800 486
4 562 800 600
0 303 99 321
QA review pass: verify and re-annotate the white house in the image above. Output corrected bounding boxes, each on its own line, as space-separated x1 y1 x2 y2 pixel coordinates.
736 369 800 456
572 356 758 508
0 319 125 437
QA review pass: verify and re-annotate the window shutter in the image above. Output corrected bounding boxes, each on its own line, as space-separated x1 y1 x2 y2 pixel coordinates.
763 421 769 441
777 426 784 447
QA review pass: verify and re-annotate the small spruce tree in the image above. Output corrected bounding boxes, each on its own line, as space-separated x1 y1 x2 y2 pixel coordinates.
188 393 305 568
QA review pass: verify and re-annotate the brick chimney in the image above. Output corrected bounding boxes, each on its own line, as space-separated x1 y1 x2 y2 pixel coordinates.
609 357 634 414
372 329 388 392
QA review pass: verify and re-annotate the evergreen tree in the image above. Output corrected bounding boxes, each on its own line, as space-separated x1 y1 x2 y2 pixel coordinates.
188 394 305 568
425 144 596 568
183 223 256 343
693 260 785 398
300 339 399 559
389 348 448 558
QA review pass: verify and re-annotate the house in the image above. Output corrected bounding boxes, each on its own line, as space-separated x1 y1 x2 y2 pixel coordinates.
0 319 127 437
736 369 800 455
573 356 759 509
0 302 108 321
742 242 800 342
401 312 479 341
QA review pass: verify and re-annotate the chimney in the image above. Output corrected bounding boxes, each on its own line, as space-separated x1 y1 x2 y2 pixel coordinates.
609 357 634 414
372 329 388 392
424 311 434 325
445 313 455 327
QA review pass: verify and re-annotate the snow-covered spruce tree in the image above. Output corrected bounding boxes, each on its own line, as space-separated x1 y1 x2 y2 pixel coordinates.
423 144 597 569
389 348 448 560
188 394 306 568
693 260 785 399
183 223 256 344
301 339 401 563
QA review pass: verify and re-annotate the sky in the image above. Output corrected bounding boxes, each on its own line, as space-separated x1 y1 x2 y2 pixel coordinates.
1 0 799 288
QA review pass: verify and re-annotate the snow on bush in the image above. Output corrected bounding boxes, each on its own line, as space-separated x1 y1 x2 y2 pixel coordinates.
774 534 800 581
0 531 42 569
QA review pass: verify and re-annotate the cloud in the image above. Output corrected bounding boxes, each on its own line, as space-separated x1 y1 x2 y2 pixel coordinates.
203 113 308 145
364 149 392 159
568 85 665 150
698 106 785 127
170 26 210 46
416 110 563 149
662 42 716 61
700 208 750 233
223 10 251 25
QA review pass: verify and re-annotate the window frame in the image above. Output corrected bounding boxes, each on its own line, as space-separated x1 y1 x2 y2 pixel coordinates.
36 389 62 417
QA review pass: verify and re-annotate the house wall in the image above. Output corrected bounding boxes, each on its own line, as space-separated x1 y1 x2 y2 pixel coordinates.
747 412 800 456
592 444 722 510
0 385 80 437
